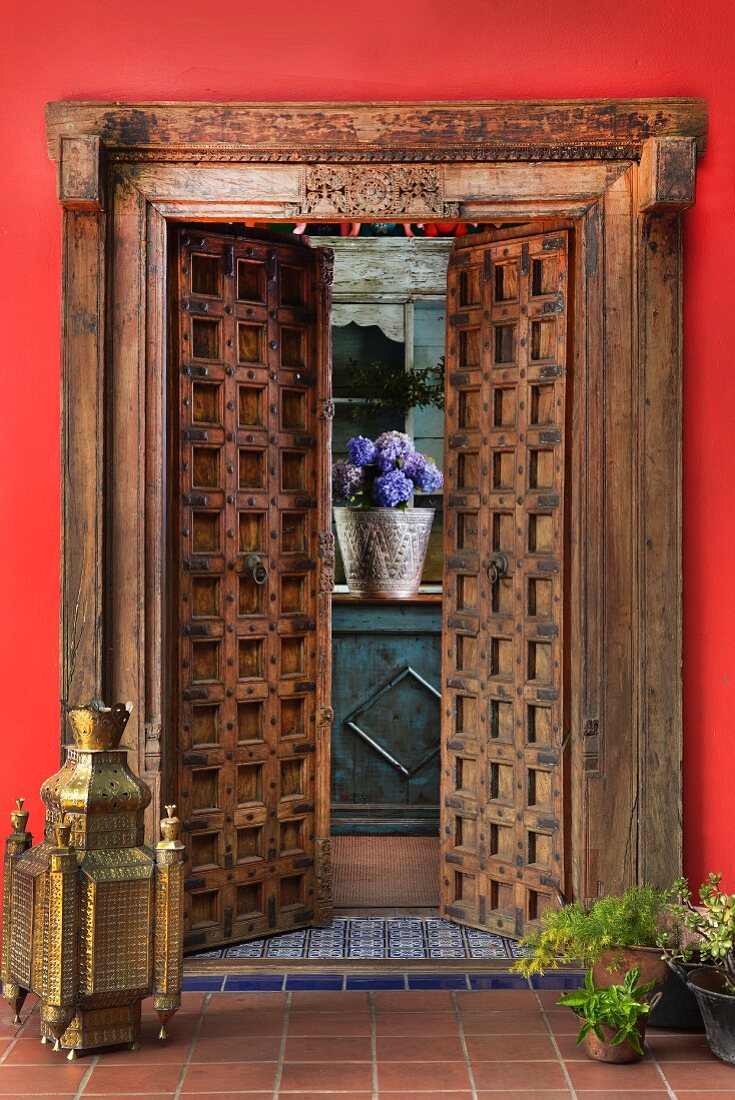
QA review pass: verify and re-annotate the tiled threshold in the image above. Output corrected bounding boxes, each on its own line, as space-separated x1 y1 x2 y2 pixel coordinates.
183 970 585 992
0 986 724 1099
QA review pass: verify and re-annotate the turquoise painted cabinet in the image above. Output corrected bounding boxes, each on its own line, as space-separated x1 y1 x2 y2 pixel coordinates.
331 601 442 835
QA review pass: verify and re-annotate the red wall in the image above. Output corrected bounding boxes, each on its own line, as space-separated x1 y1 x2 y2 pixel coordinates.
1 0 733 890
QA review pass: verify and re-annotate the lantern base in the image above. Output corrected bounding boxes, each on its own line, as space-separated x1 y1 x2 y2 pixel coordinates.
41 1000 143 1053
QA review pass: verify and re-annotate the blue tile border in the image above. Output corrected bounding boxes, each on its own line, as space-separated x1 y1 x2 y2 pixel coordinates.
184 969 584 993
469 972 530 990
222 975 286 991
345 975 407 990
182 976 226 991
407 973 470 989
530 971 585 990
285 973 345 990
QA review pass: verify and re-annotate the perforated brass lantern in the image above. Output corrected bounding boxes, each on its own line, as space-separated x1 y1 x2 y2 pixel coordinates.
1 701 185 1058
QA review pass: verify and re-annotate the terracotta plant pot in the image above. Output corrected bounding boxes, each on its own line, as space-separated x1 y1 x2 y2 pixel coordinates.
592 945 668 990
686 966 735 1064
581 1019 647 1064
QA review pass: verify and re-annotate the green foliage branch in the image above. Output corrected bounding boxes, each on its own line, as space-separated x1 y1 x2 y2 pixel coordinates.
660 873 735 990
348 357 445 418
512 884 672 977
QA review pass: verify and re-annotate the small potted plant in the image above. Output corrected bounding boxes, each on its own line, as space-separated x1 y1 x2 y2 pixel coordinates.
333 431 443 598
661 873 735 1063
557 966 659 1063
512 884 670 988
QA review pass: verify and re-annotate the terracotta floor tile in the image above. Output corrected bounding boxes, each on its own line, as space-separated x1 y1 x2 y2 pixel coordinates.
551 1032 594 1060
84 1095 176 1100
289 990 370 1012
564 1058 665 1090
284 1034 372 1062
83 1061 183 1093
475 1093 572 1099
666 1093 735 1099
658 1060 735 1089
465 1032 557 1061
181 1061 277 1093
543 1009 586 1035
376 1060 471 1091
375 1011 458 1036
535 987 582 1009
207 992 287 1014
276 1095 372 1100
1 1036 70 1066
574 1092 671 1099
279 1060 372 1092
376 1034 465 1062
461 1009 548 1035
379 1094 473 1099
0 1063 86 1093
645 1032 712 1060
287 1011 372 1036
191 1033 281 1062
199 1011 285 1038
373 990 454 1012
140 990 206 1015
472 1060 568 1090
182 1095 275 1100
457 989 537 1011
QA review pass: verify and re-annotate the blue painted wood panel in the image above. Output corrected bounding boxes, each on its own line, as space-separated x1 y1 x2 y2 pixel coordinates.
331 601 442 835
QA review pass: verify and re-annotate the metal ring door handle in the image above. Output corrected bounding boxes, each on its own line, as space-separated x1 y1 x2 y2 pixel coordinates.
486 553 509 586
243 554 268 585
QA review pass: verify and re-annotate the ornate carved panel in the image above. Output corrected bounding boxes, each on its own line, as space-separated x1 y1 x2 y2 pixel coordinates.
285 166 459 218
176 228 332 949
441 230 568 936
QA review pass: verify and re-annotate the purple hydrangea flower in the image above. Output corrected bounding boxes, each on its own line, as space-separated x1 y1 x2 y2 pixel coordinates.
346 435 378 467
374 430 416 471
372 468 415 507
332 459 364 502
414 460 443 493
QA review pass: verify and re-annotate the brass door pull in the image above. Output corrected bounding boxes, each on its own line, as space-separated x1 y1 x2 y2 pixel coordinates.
486 553 509 585
243 554 268 585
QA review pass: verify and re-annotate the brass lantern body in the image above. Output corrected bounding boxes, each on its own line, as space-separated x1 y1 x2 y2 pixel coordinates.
1 702 184 1056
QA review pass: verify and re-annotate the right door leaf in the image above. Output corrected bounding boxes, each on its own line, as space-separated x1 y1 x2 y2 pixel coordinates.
441 230 569 939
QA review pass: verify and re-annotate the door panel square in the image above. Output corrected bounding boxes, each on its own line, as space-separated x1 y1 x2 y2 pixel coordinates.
238 448 266 489
237 259 266 303
237 322 264 364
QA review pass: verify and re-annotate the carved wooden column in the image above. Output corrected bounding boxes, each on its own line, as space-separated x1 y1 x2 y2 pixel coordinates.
57 135 107 747
636 137 695 888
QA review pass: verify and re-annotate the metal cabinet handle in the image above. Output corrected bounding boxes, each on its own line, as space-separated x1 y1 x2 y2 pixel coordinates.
243 554 268 585
486 553 509 585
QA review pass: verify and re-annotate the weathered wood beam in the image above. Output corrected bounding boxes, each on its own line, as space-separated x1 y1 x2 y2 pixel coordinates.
58 135 105 211
46 99 708 162
638 137 697 212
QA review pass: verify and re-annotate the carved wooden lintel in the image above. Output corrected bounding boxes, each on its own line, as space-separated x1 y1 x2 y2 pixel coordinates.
285 166 459 219
58 135 105 211
638 137 697 213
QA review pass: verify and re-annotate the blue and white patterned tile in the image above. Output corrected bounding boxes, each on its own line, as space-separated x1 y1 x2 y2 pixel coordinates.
504 936 532 959
265 929 308 957
193 948 225 959
225 940 266 958
425 919 466 958
306 924 348 958
464 928 513 959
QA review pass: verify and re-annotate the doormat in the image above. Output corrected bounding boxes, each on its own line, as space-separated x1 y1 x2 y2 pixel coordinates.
189 917 528 961
332 835 439 907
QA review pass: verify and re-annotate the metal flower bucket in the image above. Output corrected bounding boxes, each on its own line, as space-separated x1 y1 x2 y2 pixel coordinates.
334 506 434 599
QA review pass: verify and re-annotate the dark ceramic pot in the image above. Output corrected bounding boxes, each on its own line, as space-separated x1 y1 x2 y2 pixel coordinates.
648 959 705 1031
686 966 735 1064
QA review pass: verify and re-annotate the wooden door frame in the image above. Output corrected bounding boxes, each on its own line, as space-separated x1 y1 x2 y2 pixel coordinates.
46 98 706 903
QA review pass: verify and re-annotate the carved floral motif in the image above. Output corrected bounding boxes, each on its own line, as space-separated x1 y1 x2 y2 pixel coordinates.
288 165 460 218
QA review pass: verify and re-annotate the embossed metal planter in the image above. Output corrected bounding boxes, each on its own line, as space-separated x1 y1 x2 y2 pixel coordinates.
334 506 434 598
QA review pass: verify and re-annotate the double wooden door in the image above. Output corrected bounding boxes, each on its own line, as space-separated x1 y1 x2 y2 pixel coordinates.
174 226 568 950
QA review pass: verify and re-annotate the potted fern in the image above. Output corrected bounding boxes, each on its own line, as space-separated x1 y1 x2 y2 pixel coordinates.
558 966 659 1063
512 884 670 988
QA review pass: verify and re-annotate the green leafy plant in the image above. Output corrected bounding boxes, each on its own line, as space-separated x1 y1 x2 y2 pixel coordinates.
558 966 656 1055
661 873 735 989
348 358 445 418
512 885 671 976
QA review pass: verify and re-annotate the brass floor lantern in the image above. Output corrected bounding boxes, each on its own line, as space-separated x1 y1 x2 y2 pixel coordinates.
1 701 185 1058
